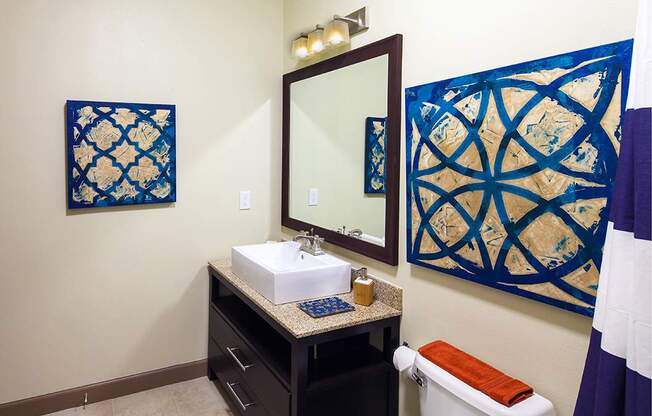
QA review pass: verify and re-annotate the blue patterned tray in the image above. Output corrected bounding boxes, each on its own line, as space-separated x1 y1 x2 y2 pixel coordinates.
297 297 355 318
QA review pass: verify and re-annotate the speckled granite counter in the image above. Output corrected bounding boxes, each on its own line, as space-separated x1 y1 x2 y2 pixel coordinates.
208 258 402 339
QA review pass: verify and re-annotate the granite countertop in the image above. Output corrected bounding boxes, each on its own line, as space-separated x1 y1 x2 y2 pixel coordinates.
208 259 402 339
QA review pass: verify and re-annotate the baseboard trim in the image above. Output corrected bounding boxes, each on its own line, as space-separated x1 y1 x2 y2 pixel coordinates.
0 359 207 416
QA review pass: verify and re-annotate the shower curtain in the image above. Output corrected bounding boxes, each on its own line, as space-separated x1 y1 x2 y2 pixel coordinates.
574 1 651 415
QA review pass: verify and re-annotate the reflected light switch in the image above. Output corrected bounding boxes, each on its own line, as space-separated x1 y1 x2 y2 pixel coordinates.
239 191 251 210
308 188 319 206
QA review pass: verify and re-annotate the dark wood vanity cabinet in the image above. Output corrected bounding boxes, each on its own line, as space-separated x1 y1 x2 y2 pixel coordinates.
208 267 400 416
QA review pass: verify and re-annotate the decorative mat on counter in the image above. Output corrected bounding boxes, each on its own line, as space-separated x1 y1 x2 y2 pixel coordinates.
297 297 355 318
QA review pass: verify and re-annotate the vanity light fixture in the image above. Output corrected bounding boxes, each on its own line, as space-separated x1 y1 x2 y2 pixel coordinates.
307 25 325 54
291 33 309 59
324 18 350 46
292 6 369 60
330 7 369 37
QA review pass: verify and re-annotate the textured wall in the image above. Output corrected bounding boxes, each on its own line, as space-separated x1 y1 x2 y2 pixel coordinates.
0 0 282 403
282 1 638 415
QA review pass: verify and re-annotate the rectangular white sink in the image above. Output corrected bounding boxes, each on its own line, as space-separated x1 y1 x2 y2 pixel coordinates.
231 241 351 304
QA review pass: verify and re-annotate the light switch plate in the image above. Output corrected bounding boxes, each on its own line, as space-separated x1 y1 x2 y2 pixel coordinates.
308 188 319 206
239 191 251 210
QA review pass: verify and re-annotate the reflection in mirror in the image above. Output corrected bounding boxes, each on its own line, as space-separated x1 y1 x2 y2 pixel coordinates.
289 55 388 247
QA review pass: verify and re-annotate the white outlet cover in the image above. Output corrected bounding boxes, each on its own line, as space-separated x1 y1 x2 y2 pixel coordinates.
308 188 319 206
239 191 251 210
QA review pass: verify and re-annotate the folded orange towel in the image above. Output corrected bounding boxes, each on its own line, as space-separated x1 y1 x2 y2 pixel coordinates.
418 340 534 407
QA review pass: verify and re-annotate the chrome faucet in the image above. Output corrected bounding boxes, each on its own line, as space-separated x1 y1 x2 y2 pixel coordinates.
347 228 363 238
293 229 325 256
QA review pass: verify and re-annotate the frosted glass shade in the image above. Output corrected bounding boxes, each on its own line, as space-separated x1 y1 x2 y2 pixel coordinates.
307 28 325 54
291 36 309 59
324 19 350 46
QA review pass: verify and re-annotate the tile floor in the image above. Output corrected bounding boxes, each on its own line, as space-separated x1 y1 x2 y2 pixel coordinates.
46 377 233 416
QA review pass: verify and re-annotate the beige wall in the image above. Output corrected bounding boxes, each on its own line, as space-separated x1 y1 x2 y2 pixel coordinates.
282 1 637 416
0 0 282 404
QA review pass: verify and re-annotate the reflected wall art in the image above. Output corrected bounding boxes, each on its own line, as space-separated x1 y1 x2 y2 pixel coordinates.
364 116 387 194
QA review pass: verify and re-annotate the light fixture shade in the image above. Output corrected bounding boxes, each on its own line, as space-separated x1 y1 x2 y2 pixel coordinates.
324 19 350 46
291 35 309 59
307 27 325 54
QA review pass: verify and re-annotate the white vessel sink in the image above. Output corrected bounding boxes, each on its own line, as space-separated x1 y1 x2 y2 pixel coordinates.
231 241 351 304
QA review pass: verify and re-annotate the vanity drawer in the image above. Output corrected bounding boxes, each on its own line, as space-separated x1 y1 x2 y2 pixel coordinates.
210 306 290 416
208 337 230 377
209 340 270 416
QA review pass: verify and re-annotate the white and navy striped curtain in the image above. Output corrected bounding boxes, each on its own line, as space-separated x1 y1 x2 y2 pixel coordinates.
574 1 651 415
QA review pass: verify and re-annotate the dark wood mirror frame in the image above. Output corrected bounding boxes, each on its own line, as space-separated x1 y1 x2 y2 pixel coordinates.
282 34 402 265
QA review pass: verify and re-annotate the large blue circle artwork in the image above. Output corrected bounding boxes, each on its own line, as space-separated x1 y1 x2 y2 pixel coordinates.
405 41 633 316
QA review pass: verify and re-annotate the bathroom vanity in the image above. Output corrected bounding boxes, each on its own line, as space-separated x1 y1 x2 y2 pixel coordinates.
208 33 405 416
207 259 401 416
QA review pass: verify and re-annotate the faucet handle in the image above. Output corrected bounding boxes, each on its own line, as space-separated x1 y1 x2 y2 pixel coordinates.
352 267 368 280
312 235 324 252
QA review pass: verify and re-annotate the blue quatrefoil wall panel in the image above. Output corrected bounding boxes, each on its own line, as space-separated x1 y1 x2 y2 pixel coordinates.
66 100 176 209
405 41 632 316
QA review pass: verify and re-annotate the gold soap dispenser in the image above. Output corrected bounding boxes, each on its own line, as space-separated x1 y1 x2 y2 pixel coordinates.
352 267 374 306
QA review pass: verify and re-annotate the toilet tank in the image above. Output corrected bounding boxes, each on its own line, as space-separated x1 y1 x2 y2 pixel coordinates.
413 355 556 416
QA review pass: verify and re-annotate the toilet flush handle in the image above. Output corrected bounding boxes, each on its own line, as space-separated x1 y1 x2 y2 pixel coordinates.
398 342 425 387
412 370 425 387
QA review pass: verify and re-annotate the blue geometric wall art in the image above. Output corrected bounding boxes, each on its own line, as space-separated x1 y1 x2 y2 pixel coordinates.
406 41 633 316
364 116 387 194
66 100 176 209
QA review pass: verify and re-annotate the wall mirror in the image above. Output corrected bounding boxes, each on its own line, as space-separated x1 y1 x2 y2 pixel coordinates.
282 35 402 265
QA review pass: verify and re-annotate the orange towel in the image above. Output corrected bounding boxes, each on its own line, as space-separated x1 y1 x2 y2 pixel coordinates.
418 340 534 407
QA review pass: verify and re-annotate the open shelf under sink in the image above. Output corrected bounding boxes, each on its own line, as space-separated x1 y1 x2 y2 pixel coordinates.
211 292 291 388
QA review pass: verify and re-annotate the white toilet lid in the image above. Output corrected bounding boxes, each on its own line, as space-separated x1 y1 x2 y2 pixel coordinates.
414 355 556 416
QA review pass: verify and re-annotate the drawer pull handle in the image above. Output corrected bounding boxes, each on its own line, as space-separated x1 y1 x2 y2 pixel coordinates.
226 347 254 373
226 381 255 412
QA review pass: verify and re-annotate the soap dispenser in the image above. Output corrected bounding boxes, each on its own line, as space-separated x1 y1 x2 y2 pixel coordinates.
352 267 374 306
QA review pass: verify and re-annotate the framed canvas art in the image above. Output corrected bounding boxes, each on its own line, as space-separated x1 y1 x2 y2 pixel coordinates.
66 100 176 209
405 41 633 316
364 116 387 194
